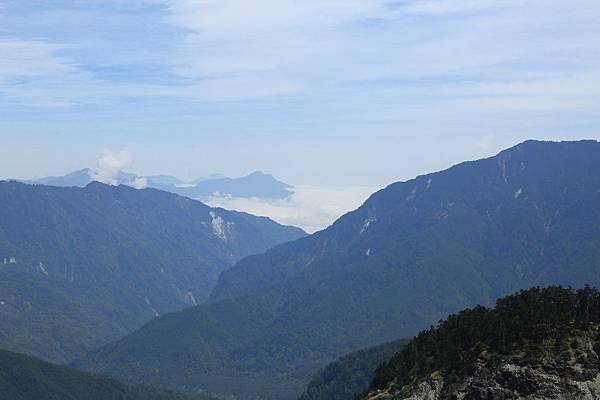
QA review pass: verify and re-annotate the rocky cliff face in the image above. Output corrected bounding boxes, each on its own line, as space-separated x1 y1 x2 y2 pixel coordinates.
365 346 600 400
361 287 600 400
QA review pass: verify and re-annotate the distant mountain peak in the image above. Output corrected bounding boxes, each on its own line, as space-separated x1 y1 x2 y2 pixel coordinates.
498 138 600 157
23 169 295 200
247 170 273 178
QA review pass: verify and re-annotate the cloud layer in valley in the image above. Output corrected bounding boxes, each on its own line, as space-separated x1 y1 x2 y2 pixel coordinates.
206 185 375 233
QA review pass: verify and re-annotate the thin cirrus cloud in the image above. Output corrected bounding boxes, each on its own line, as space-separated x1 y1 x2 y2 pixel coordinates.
0 0 599 107
0 36 108 106
162 0 600 92
0 39 74 79
162 0 392 99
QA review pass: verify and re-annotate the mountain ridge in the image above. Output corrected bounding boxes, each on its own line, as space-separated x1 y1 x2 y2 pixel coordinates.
25 170 294 200
0 348 210 400
210 139 600 302
299 338 410 400
0 181 305 362
75 140 600 399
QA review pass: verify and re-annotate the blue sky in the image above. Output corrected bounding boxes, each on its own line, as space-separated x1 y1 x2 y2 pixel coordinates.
1 0 600 189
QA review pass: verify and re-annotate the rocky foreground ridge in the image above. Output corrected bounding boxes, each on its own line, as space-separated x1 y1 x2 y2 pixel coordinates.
364 348 600 399
362 287 600 400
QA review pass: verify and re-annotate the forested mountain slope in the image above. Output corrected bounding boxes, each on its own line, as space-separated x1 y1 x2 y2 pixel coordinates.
0 349 210 400
0 181 304 362
76 140 600 399
299 338 410 400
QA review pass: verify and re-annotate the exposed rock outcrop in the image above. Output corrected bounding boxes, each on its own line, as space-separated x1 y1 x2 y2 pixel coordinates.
365 350 600 400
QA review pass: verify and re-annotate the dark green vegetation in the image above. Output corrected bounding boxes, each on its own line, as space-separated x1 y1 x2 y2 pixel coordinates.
299 338 409 400
365 286 600 398
0 181 304 362
75 140 600 399
0 349 210 400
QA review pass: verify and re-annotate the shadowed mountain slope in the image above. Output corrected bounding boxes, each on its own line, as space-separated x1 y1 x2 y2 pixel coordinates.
0 349 211 400
299 338 410 400
0 182 305 362
76 140 600 399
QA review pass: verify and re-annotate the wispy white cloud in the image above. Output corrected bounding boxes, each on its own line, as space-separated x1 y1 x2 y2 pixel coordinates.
90 149 132 185
0 37 107 106
402 0 514 15
129 177 148 189
162 0 392 99
156 0 600 104
1 0 599 114
0 39 74 80
164 0 386 33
